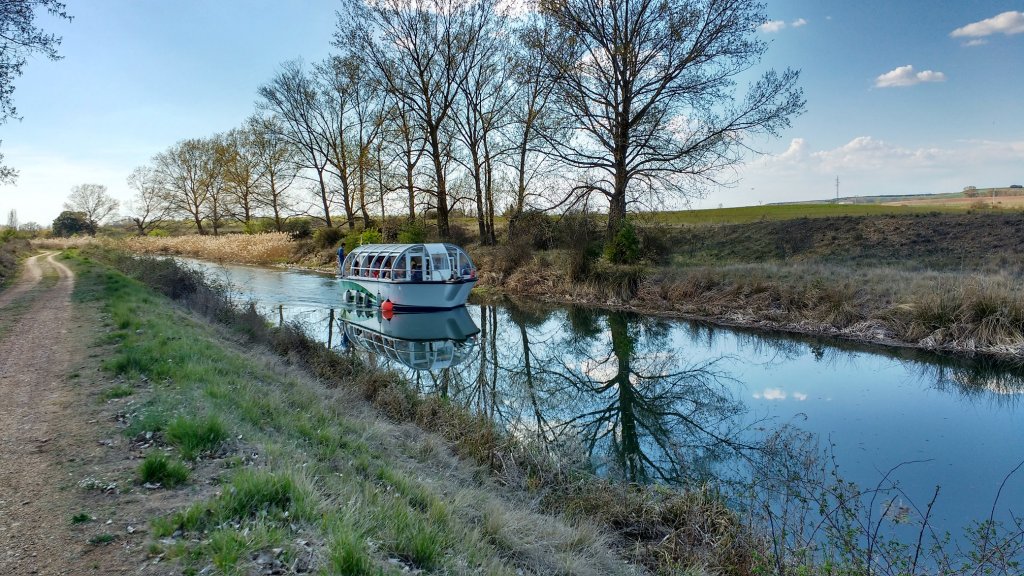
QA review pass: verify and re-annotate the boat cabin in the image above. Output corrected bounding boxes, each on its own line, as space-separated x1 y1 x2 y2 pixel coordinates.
341 243 476 283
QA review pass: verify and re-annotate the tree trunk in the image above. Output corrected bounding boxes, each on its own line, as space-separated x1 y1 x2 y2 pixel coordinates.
427 128 450 239
317 171 333 228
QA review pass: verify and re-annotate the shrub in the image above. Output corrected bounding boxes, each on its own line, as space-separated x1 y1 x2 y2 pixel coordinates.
507 210 553 250
397 219 427 244
138 453 190 487
313 226 346 249
604 220 641 264
282 218 312 239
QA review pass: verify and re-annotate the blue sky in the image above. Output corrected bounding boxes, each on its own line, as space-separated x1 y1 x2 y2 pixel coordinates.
1 0 1022 225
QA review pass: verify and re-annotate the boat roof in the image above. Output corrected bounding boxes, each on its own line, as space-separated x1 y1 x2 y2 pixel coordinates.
348 243 467 256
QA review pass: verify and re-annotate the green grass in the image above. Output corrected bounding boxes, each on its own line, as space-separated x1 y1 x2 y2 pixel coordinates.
165 414 228 460
69 251 571 575
100 383 134 400
89 533 116 545
648 202 965 225
71 512 94 524
138 453 190 487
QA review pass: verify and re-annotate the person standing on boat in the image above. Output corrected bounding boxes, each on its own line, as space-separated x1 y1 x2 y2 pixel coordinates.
336 244 345 275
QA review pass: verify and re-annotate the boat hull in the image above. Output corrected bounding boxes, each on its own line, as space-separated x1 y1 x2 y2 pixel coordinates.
339 278 476 311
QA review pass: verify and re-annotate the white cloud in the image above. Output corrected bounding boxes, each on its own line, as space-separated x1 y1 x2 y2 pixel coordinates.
754 388 787 400
758 18 807 33
875 65 947 88
951 11 1024 38
793 392 808 401
963 38 989 47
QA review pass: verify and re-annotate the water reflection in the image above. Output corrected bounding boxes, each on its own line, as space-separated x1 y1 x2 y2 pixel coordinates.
537 308 754 485
334 306 480 371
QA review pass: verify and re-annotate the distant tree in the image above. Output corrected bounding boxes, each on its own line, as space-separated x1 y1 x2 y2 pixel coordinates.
0 0 72 184
51 210 94 237
247 115 300 232
64 183 119 228
5 208 16 230
154 139 212 234
537 0 804 237
19 221 41 234
258 61 337 227
125 166 172 235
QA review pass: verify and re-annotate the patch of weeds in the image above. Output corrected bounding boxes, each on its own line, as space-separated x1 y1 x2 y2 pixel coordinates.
71 512 94 524
138 452 190 487
172 470 315 533
327 518 376 575
208 529 247 573
100 383 134 401
166 414 229 460
89 533 116 545
124 406 169 438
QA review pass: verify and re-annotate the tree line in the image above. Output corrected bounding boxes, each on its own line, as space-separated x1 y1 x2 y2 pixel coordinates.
117 0 803 243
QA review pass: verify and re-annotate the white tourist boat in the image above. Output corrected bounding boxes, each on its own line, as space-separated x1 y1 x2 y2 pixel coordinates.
339 243 478 311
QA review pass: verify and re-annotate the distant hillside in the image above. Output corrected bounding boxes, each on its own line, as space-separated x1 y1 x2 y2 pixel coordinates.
665 212 1024 272
785 186 1024 207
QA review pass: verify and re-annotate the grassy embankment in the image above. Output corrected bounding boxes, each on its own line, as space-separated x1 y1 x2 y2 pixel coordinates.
69 247 762 575
475 210 1024 360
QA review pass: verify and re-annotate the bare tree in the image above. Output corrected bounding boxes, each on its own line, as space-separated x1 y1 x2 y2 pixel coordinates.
259 61 337 227
340 0 489 238
316 57 358 229
453 0 512 244
5 208 16 230
248 115 300 232
125 166 171 236
64 183 119 228
154 138 211 234
504 13 565 222
0 1 72 184
220 127 265 229
538 0 804 236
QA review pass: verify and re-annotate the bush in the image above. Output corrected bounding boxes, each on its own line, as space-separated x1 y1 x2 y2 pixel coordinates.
342 228 381 253
313 226 346 249
554 212 602 281
604 220 641 264
283 218 312 239
52 211 96 237
397 219 427 244
507 210 553 250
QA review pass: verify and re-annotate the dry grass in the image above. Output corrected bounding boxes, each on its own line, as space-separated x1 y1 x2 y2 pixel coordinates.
120 233 295 265
31 236 107 250
478 250 1024 358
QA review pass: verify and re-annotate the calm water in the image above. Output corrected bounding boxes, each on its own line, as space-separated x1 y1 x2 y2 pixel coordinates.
187 259 1024 536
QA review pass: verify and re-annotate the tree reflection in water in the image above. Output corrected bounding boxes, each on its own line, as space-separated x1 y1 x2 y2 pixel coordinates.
361 301 758 487
536 307 755 486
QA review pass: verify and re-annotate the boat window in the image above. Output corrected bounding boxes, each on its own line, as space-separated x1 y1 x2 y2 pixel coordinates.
431 253 448 271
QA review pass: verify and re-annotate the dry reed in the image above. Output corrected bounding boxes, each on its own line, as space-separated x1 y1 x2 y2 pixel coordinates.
120 233 295 265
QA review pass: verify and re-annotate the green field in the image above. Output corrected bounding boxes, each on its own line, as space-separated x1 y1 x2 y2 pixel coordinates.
646 202 969 226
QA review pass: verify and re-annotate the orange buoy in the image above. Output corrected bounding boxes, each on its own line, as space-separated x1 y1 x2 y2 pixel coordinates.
381 299 394 320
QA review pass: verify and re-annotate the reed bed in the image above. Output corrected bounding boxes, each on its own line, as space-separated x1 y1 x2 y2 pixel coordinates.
120 232 295 265
481 250 1024 358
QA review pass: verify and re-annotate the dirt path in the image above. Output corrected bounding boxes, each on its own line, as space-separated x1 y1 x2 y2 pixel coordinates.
0 253 89 574
0 252 45 310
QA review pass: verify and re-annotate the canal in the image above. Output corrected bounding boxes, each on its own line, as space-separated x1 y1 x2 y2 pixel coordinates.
186 258 1024 543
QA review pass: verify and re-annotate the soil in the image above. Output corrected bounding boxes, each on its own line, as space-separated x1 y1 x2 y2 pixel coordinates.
0 253 168 575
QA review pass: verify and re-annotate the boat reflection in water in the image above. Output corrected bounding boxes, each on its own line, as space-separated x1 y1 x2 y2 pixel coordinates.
337 305 480 371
